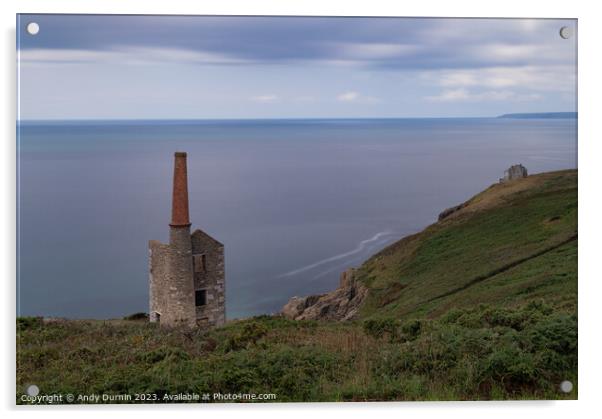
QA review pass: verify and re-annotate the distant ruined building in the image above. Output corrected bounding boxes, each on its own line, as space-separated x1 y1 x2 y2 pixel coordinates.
438 164 530 222
149 152 225 328
500 164 528 183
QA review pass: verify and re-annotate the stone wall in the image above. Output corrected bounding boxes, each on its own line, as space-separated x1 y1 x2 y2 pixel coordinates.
148 226 196 328
500 164 528 183
148 241 169 323
166 226 196 327
191 229 226 327
149 227 225 329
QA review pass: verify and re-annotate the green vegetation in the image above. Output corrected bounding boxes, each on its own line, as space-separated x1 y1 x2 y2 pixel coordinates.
17 170 577 403
123 312 149 321
358 170 577 319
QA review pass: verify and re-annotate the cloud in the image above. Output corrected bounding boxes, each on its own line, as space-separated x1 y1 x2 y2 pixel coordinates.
469 43 571 66
421 65 575 94
425 89 470 102
337 91 359 102
518 19 543 32
425 88 542 102
337 91 380 104
17 15 576 119
332 42 420 60
251 94 279 103
19 47 249 66
18 15 576 72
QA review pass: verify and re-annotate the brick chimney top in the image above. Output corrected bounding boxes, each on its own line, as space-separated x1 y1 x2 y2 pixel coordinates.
170 151 191 227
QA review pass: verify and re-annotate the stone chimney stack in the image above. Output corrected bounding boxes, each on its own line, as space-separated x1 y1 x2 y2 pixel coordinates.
170 152 191 227
149 151 226 328
165 151 195 326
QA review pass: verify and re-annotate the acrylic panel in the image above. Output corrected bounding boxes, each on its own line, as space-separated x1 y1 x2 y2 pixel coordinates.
16 14 577 404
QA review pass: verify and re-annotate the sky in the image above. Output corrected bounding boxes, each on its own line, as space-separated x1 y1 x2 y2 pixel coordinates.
17 15 577 120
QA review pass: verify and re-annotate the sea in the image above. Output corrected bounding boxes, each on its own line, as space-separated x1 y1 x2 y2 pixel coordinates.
16 118 577 319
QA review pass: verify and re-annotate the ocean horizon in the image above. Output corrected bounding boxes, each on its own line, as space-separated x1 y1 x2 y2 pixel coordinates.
16 114 578 124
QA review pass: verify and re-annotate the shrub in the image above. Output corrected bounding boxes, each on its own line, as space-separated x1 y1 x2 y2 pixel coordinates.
526 314 577 357
479 347 539 391
401 319 422 340
140 347 190 364
17 316 42 331
20 346 60 369
15 306 577 402
123 312 149 321
481 307 527 330
222 321 268 352
363 318 399 341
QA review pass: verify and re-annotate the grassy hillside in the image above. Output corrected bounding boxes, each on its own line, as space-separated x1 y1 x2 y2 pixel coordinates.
358 169 577 319
17 170 577 403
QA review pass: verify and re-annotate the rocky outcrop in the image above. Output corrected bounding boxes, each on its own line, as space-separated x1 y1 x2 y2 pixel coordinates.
438 202 468 221
281 268 367 321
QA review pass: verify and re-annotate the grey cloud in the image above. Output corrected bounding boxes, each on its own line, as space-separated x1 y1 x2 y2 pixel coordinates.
18 15 576 70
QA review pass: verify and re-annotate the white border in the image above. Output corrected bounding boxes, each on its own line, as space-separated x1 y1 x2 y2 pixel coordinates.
2 1 600 418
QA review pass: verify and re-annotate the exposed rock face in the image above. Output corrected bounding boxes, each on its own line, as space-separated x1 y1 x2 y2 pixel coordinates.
438 203 467 221
500 164 528 183
281 268 367 321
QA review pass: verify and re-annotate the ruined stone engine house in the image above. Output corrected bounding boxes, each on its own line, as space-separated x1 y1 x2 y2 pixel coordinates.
149 152 225 328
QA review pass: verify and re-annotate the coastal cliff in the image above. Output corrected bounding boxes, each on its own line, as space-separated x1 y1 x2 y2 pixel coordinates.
281 169 577 322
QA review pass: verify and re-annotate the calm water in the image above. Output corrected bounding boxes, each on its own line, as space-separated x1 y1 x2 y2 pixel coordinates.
17 118 577 319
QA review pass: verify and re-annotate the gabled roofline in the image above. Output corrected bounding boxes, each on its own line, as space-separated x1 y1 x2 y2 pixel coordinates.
191 228 224 246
